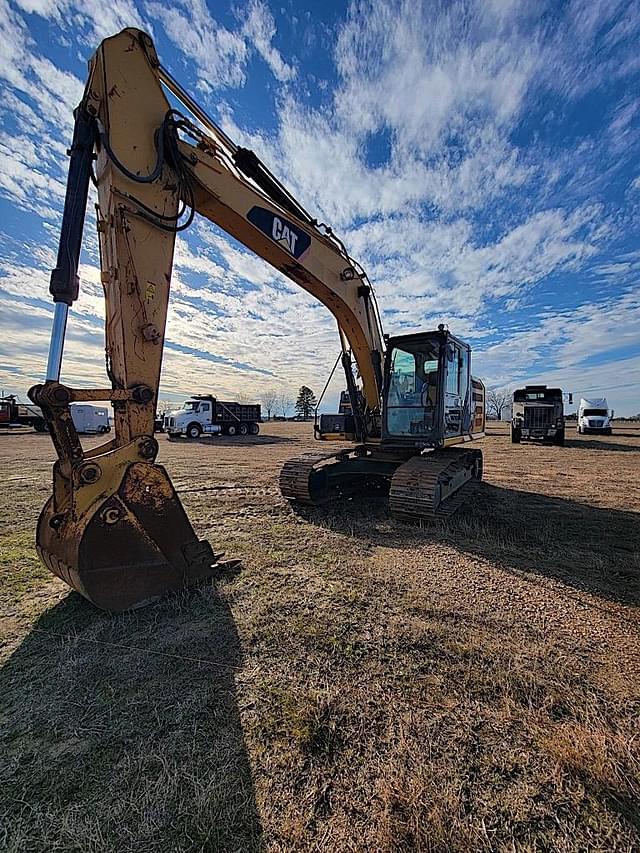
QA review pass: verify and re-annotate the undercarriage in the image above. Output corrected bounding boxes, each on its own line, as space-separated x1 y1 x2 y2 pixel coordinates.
279 445 483 520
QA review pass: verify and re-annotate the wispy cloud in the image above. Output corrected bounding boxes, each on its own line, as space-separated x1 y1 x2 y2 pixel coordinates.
242 0 296 83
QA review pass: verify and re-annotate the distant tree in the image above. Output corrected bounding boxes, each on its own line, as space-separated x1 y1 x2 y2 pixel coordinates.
261 389 279 420
487 387 512 420
279 392 294 419
295 386 317 419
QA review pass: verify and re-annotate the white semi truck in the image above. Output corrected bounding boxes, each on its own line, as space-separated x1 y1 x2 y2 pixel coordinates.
577 398 613 435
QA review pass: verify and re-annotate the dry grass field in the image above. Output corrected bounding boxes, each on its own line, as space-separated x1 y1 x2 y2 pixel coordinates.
1 422 639 852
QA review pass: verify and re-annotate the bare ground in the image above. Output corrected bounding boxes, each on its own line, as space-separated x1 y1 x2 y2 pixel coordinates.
1 423 639 852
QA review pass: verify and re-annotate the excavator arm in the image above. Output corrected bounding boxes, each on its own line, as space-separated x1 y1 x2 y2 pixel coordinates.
29 28 385 610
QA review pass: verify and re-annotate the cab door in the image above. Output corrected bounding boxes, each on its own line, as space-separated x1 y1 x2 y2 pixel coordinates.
198 401 211 426
443 343 468 437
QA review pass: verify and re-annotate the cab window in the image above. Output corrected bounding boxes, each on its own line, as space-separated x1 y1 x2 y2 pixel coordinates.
386 340 440 437
446 347 459 395
389 349 417 397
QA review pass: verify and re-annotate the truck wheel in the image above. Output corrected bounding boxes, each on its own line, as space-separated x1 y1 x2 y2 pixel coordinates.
33 420 48 433
249 422 260 435
511 427 521 444
554 429 565 447
226 424 237 437
239 423 248 436
187 422 202 439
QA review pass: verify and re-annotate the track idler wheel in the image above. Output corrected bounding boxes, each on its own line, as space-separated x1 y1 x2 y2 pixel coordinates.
36 462 219 611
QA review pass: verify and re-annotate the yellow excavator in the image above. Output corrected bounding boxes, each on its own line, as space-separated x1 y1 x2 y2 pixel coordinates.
29 29 485 611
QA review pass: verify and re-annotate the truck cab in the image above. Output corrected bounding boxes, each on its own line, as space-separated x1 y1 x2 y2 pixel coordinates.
164 398 221 439
577 398 612 435
0 395 47 432
511 386 565 446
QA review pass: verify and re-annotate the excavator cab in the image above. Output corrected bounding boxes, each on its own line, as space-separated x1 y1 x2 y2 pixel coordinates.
315 326 478 448
382 327 474 447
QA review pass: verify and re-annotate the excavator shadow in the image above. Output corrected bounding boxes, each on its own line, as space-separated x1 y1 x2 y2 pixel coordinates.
294 483 640 608
0 583 263 850
565 438 640 452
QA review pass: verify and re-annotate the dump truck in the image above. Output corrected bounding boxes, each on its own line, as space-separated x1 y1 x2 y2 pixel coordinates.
511 385 565 445
164 395 261 438
577 398 613 435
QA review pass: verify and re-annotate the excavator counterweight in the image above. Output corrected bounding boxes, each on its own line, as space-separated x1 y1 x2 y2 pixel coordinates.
31 28 485 611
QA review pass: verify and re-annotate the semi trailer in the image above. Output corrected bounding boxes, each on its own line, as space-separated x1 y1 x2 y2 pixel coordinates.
164 395 261 438
511 385 565 445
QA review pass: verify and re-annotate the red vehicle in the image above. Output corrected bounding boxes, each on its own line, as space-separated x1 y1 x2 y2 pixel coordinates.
0 395 47 431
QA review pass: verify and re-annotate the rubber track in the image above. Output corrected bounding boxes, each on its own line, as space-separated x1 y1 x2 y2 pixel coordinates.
389 448 482 522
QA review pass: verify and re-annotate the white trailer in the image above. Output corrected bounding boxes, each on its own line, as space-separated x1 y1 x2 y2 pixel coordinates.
577 398 613 435
70 404 111 434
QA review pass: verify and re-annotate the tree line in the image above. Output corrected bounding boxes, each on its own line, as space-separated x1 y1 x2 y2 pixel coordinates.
261 386 318 420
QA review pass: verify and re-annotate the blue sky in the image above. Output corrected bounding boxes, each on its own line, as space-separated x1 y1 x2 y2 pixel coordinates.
0 0 639 414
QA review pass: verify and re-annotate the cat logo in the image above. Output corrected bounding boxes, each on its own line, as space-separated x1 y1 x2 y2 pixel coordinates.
247 206 311 260
271 216 298 255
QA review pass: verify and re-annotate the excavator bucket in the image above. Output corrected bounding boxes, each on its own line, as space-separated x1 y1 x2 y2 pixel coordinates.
36 458 219 611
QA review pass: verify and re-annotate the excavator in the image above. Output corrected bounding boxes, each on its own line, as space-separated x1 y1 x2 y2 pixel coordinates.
29 29 485 611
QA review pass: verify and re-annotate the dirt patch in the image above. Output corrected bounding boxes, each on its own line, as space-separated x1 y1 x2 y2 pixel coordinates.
1 423 639 851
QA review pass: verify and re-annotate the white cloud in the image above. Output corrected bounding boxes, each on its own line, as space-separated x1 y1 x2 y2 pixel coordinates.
146 0 247 89
144 0 295 90
344 205 603 328
475 291 640 392
334 0 538 156
13 0 149 42
242 0 296 82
